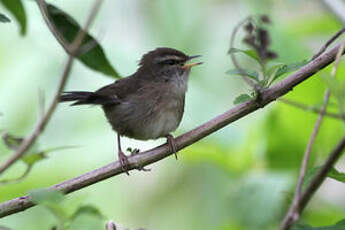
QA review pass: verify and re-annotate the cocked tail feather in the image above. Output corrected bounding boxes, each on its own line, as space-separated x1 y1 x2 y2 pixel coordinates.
59 91 119 106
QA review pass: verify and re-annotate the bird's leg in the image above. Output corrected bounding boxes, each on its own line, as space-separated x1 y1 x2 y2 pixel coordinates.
117 134 130 175
166 134 178 160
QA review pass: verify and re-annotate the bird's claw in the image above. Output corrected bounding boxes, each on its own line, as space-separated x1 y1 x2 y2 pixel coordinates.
118 151 130 175
166 134 178 160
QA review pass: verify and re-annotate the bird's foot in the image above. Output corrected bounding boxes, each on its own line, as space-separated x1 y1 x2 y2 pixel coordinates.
137 165 151 172
127 147 140 156
118 150 130 175
166 134 178 160
125 148 150 171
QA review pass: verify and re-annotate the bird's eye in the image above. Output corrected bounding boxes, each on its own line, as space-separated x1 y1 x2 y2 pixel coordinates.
165 59 176 65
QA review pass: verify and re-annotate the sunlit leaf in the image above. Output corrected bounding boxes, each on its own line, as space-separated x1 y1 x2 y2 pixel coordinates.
292 219 345 230
21 152 46 166
228 47 261 62
227 69 259 81
0 13 10 23
233 94 252 105
0 0 26 35
47 4 120 78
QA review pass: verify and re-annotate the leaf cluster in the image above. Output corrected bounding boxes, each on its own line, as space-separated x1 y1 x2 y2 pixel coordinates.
227 15 309 104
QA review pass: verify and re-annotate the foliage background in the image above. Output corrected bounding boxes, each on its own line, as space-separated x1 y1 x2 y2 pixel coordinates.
1 0 345 229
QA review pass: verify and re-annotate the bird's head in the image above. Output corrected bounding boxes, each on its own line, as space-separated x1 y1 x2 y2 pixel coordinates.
137 47 202 82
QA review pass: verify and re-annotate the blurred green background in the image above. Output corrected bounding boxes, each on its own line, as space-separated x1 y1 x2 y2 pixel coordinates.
1 0 345 229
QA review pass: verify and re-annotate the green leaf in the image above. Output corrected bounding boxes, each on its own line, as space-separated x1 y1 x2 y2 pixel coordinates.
228 48 261 62
0 13 10 23
266 63 285 77
292 219 345 230
227 69 259 81
0 0 26 35
273 60 309 79
328 167 345 183
233 94 252 105
47 4 120 78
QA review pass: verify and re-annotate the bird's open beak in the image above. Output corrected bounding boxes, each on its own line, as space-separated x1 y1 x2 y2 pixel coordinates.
183 55 203 69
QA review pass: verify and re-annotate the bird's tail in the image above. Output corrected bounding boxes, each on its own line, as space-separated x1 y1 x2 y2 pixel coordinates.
59 91 111 106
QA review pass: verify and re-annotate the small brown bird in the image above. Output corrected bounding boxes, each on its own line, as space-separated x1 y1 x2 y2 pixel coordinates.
60 47 202 174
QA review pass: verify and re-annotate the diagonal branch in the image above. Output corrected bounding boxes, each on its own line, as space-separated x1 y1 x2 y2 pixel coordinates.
300 136 345 212
280 135 345 230
0 42 344 218
280 37 345 230
0 0 104 176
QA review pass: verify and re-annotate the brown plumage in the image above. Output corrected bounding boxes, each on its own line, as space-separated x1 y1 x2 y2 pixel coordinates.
60 47 202 174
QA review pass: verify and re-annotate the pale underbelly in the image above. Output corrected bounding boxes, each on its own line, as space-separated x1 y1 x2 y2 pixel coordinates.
135 111 181 140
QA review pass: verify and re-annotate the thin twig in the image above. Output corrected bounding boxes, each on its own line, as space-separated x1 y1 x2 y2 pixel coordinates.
280 37 345 230
0 0 104 176
311 27 345 60
229 16 258 90
287 90 330 224
0 42 344 218
278 98 345 121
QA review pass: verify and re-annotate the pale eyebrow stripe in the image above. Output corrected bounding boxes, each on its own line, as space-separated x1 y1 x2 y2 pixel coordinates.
155 55 185 63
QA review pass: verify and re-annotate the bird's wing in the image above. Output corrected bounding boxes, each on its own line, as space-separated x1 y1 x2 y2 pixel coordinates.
94 75 141 105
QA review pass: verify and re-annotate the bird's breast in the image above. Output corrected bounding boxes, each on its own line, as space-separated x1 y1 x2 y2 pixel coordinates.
104 80 187 140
